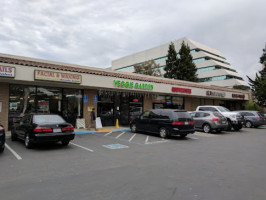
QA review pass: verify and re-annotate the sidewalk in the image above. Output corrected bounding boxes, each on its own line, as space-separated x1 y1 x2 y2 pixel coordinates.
74 126 131 135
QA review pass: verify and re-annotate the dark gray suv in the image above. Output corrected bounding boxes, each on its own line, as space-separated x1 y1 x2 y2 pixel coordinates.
235 110 264 128
130 109 195 138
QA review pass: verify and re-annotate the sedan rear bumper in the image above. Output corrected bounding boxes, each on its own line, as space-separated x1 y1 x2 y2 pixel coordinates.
32 132 75 143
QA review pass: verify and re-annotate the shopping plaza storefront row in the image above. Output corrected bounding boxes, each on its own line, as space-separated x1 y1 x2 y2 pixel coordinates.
0 53 251 130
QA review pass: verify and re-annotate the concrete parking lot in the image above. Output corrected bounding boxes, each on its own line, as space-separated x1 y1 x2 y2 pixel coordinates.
1 126 266 200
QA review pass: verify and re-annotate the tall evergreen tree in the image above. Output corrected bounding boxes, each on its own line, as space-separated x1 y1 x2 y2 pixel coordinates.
164 42 179 79
247 45 266 107
133 59 161 77
164 41 198 82
177 41 198 82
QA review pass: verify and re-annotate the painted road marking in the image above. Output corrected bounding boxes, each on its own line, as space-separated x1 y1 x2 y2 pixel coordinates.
116 132 125 139
146 140 169 145
104 131 113 136
145 136 149 144
70 142 94 152
5 143 22 160
187 136 199 140
102 144 129 149
144 136 168 144
128 134 136 142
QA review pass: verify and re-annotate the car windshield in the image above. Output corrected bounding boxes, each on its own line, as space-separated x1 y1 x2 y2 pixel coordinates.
33 115 66 124
216 106 230 112
173 111 191 120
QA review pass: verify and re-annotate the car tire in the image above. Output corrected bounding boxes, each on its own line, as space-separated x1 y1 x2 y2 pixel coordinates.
11 128 17 141
0 146 4 153
227 121 232 131
159 127 167 138
131 123 137 133
232 125 240 131
179 134 187 138
24 133 33 149
203 123 211 133
61 140 70 146
245 121 252 128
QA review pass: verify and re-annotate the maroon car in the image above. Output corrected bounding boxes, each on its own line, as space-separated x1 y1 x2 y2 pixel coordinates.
0 124 5 153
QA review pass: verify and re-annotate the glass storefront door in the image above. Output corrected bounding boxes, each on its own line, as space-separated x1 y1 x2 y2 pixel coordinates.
9 84 83 129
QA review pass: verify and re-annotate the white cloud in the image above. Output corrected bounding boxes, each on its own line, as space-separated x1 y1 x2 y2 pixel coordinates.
0 0 265 79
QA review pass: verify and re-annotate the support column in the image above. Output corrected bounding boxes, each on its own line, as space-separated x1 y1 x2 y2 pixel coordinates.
143 95 152 111
0 83 9 129
83 89 98 128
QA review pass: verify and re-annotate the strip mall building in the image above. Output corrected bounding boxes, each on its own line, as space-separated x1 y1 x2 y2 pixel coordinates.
0 53 250 130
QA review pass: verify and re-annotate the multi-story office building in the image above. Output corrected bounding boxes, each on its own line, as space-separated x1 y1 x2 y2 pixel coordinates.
112 37 249 88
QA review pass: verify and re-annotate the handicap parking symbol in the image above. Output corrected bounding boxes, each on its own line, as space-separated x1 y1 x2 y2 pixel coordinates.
102 144 129 149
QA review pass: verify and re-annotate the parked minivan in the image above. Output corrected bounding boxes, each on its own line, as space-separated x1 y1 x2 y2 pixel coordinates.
130 109 195 138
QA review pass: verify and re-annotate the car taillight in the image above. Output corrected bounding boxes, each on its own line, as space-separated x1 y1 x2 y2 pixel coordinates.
189 121 194 125
34 127 53 133
212 117 220 121
172 121 185 125
62 126 74 132
257 117 263 120
0 126 4 131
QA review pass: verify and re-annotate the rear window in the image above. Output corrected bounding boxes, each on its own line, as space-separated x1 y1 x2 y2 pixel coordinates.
172 111 191 120
33 115 66 124
213 112 224 117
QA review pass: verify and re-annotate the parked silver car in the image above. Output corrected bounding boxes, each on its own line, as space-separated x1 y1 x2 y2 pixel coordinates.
190 111 228 133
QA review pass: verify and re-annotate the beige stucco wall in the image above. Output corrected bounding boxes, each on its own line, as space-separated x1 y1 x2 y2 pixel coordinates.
83 89 97 128
0 82 9 129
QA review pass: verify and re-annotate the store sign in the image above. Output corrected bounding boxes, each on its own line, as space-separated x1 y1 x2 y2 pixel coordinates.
114 80 154 90
172 87 191 94
206 90 226 97
35 70 82 84
0 66 15 78
232 94 245 99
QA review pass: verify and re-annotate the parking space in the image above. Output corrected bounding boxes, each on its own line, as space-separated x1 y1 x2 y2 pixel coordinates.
3 126 261 163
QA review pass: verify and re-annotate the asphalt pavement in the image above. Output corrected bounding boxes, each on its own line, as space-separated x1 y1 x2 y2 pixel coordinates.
1 126 266 200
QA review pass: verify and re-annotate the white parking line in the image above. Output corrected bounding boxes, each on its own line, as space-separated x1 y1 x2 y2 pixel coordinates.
187 136 199 140
104 131 113 136
116 132 125 139
5 143 22 160
70 142 94 152
145 136 149 144
129 134 136 142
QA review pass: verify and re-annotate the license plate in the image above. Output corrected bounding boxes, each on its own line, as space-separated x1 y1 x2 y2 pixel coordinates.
53 128 61 133
185 122 188 125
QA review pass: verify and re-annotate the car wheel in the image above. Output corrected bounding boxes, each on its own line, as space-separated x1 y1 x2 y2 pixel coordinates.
232 125 240 131
131 123 137 133
179 134 187 138
11 128 17 141
227 121 232 131
159 127 167 138
203 124 211 133
245 121 252 128
24 133 33 149
0 146 4 153
61 140 70 146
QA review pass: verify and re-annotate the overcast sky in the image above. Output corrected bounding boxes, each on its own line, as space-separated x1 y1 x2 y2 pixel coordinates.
0 0 265 82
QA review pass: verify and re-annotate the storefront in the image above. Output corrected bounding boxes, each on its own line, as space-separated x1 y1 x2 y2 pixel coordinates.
8 84 83 129
0 53 251 130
